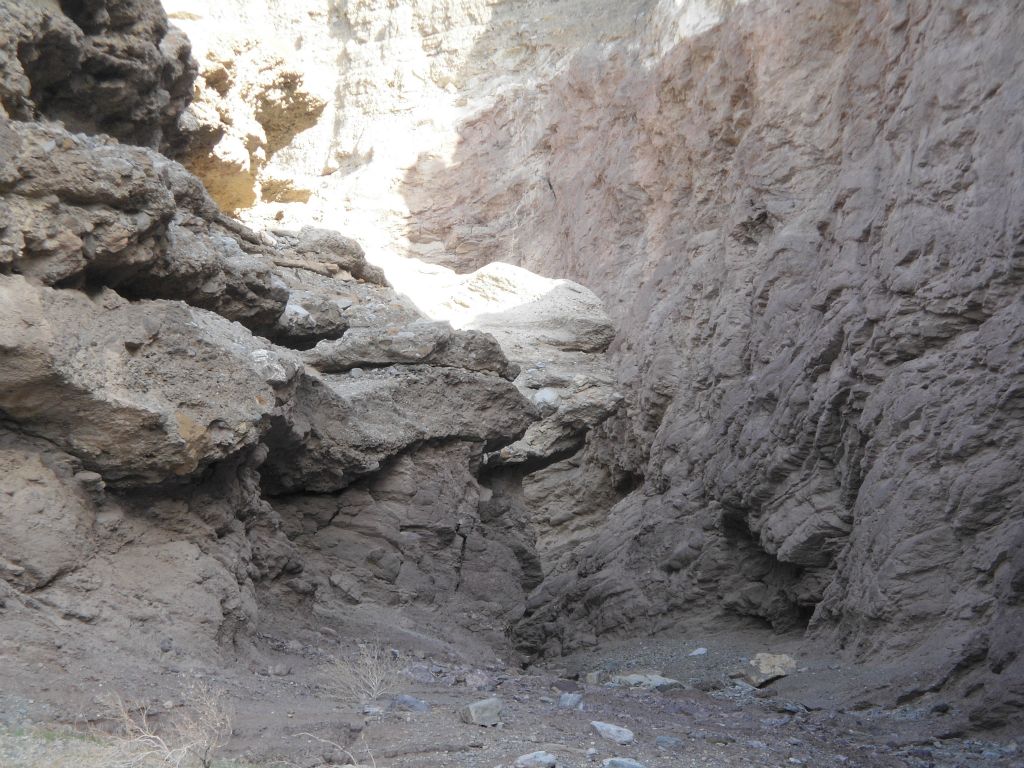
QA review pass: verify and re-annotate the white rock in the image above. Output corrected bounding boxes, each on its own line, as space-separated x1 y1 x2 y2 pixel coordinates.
514 751 558 768
591 721 635 745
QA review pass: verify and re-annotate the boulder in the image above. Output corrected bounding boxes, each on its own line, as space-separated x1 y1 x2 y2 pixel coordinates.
459 697 503 726
515 752 557 768
0 276 299 485
0 120 288 330
610 673 683 692
304 321 516 380
733 653 798 688
591 721 634 745
262 366 536 493
0 0 195 153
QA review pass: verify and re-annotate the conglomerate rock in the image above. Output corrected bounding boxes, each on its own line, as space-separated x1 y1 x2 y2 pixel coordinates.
0 0 195 153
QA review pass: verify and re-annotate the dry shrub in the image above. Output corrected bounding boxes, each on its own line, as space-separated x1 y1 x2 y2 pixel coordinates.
102 681 233 768
325 640 399 704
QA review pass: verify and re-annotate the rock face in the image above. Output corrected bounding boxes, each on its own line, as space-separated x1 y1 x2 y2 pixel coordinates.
474 1 1024 732
0 0 601 693
0 275 299 486
0 0 194 153
164 0 1024 731
2 0 1023 739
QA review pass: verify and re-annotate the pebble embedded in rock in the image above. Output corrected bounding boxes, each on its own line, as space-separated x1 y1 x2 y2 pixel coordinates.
602 759 647 768
591 721 635 745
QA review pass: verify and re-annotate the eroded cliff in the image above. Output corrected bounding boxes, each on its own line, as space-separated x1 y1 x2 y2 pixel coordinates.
167 0 1024 731
0 0 1021 745
0 0 618 706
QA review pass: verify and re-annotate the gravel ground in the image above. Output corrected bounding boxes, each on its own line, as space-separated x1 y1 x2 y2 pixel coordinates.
2 613 1021 768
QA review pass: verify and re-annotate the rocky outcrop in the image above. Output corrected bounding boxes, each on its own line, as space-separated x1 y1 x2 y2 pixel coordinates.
0 275 299 486
0 0 596 689
0 0 194 153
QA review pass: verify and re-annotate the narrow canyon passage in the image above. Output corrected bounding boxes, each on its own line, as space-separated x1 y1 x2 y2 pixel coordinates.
0 1 1021 767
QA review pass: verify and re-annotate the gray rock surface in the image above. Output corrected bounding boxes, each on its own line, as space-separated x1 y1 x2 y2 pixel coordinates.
424 0 1024 730
515 751 557 768
0 0 551 709
602 760 647 768
0 276 299 485
0 119 288 330
304 321 517 380
460 697 503 727
591 721 634 746
0 0 195 153
262 366 536 494
2 0 1023 743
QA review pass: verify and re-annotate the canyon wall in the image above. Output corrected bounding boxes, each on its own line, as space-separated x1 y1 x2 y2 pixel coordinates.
171 0 1024 728
0 0 618 697
1 0 1021 734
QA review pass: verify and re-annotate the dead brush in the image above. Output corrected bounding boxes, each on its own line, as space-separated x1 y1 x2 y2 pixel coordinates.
324 639 400 705
99 681 233 768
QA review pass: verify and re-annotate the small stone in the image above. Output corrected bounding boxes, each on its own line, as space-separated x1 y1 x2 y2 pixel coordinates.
655 735 683 750
394 694 430 712
688 647 708 656
514 751 558 768
460 697 503 726
585 671 606 685
559 692 583 709
610 673 682 691
591 721 635 745
602 760 647 768
268 663 291 676
158 637 173 653
74 470 104 487
746 740 768 749
464 669 497 691
362 704 385 716
733 653 797 687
